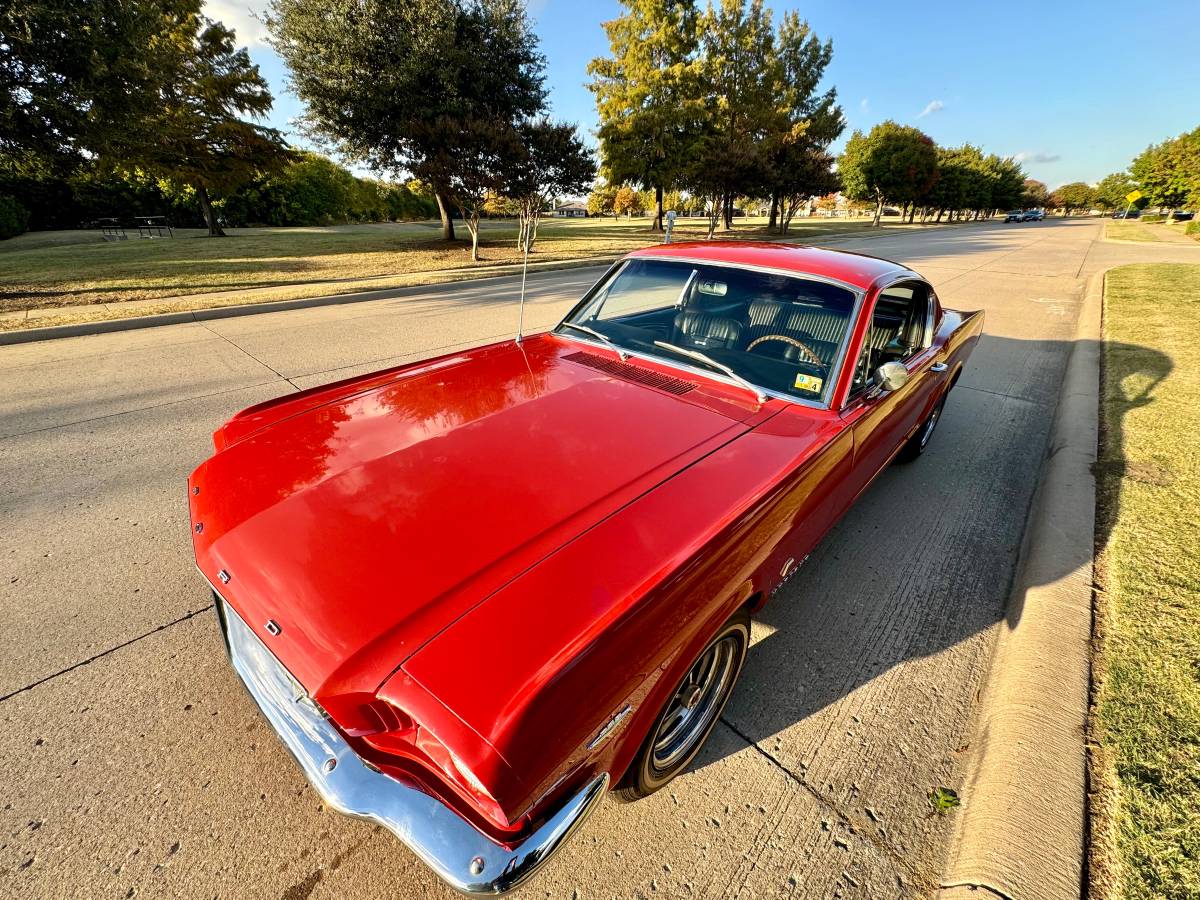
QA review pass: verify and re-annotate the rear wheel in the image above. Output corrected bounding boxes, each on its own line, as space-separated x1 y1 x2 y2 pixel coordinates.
898 394 946 462
616 609 750 801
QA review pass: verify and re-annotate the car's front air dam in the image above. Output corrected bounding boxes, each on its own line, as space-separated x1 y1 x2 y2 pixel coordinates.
217 598 608 895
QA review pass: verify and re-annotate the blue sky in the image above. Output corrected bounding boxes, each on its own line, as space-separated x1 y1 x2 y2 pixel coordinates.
206 0 1200 189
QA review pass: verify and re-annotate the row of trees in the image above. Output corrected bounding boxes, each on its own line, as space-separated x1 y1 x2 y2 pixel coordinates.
1131 126 1200 217
589 1 1030 235
0 151 436 233
839 123 1026 226
1032 127 1200 220
220 154 436 227
267 0 595 259
590 0 843 237
1048 125 1200 219
5 0 587 248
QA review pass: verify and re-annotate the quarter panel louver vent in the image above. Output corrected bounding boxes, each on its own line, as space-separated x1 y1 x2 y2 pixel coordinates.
563 351 696 396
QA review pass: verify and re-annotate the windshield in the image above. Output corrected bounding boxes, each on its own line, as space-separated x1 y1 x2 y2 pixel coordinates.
556 258 858 403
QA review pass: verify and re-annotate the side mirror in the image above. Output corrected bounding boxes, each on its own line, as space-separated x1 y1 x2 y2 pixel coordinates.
874 360 909 393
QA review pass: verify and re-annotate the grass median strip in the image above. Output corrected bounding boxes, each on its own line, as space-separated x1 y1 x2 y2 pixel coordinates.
1091 263 1200 900
0 216 955 332
1105 220 1197 243
0 217 887 313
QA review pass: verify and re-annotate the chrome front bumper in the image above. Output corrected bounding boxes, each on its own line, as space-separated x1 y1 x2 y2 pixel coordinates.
217 599 608 895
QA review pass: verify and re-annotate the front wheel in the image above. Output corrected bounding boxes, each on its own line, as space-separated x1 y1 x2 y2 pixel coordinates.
897 394 946 462
616 609 750 801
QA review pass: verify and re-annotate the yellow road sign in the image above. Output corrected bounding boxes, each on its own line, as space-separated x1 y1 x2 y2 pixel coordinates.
1126 189 1143 203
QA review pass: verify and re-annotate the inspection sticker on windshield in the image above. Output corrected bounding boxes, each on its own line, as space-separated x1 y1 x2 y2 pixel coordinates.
793 374 823 393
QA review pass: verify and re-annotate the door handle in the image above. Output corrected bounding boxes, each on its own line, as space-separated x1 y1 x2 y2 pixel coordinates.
930 362 948 373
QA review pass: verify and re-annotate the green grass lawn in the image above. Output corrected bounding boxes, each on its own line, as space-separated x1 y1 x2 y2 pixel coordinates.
0 214 925 328
1105 220 1198 243
1105 221 1161 242
1092 264 1200 900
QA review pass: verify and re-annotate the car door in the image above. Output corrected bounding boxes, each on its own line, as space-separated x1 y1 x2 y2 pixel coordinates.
838 281 943 492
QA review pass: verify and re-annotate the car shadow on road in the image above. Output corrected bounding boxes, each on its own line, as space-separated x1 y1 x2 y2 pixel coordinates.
695 334 1172 780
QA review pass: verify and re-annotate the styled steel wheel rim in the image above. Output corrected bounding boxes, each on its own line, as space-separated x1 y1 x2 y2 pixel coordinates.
919 405 941 449
650 633 741 774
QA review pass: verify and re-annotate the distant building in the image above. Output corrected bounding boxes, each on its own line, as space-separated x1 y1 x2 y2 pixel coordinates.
553 201 588 218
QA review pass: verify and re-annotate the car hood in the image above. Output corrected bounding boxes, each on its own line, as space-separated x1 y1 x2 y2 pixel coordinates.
190 334 764 697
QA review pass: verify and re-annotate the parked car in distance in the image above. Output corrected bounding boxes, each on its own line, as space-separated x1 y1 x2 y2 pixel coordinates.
1112 209 1141 219
1022 209 1045 221
189 242 984 895
1004 210 1025 222
1171 211 1194 222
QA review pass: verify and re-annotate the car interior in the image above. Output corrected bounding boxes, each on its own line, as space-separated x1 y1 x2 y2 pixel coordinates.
560 259 859 402
848 284 933 397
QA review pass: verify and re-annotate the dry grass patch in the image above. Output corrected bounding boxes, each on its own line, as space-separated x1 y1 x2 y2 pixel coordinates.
0 215 923 318
1091 264 1200 900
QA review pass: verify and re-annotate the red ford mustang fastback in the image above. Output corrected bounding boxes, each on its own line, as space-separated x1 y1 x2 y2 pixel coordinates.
189 241 982 894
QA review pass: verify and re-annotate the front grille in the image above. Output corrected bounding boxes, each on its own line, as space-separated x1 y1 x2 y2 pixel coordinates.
564 350 696 396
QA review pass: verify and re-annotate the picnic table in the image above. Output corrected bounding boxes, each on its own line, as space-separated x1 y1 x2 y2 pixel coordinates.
135 216 173 238
95 218 127 241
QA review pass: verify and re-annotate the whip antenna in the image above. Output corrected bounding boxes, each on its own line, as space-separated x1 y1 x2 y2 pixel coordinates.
515 219 531 344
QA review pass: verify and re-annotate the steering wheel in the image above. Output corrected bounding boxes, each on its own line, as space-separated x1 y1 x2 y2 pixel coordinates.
746 334 824 368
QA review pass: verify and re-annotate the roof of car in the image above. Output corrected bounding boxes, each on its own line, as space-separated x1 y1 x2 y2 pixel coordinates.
627 241 917 292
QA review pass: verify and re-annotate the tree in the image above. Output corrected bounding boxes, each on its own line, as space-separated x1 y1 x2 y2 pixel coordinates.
1131 127 1200 217
691 0 781 231
838 121 938 226
2 2 288 236
420 116 524 260
131 17 290 236
613 185 644 217
778 149 839 234
588 181 619 218
1050 182 1095 216
762 12 843 232
507 119 596 250
927 145 971 220
268 0 547 243
1093 172 1138 212
1021 178 1051 210
1 1 190 164
589 0 703 231
983 154 1026 216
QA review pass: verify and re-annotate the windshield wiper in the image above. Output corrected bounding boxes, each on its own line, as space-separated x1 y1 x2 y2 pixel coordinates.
559 321 629 360
653 341 767 404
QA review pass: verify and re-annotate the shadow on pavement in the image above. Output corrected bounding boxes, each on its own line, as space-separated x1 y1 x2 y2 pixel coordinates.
699 333 1171 770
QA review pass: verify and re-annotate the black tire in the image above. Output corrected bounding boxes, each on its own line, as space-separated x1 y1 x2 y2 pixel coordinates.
897 393 947 463
615 608 750 802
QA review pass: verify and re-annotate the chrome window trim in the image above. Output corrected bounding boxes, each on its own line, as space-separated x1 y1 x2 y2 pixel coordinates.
839 274 935 410
556 256 869 410
623 253 871 296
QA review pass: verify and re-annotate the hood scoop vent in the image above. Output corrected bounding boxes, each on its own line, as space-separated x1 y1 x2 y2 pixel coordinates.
563 350 696 396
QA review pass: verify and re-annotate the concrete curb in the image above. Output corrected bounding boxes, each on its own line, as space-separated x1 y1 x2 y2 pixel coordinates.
938 272 1103 900
0 220 985 346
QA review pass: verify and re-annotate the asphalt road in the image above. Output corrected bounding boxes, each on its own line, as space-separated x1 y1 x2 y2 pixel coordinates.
3 219 1197 899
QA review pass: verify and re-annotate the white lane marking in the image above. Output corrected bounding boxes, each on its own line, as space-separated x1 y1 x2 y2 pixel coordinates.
1029 297 1073 316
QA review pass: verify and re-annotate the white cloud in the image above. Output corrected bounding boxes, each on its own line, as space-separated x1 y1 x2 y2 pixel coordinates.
860 98 870 112
1014 150 1062 164
204 0 271 46
917 99 944 118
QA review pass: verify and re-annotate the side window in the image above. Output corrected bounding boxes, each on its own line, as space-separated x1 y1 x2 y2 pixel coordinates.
848 282 933 397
